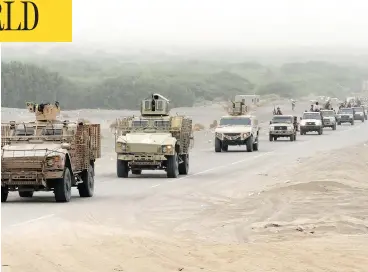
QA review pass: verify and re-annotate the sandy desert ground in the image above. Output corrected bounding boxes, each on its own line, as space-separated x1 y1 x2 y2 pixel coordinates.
2 100 368 272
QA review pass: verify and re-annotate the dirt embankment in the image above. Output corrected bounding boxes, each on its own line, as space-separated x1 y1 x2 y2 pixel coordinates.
3 142 368 272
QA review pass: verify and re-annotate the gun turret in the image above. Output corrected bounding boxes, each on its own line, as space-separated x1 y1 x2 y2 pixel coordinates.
228 101 247 116
26 101 60 121
141 93 170 116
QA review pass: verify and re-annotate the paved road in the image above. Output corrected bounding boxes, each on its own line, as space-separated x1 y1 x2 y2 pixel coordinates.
2 102 368 238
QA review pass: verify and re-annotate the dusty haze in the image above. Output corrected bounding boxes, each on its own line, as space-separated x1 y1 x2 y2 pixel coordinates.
2 0 368 55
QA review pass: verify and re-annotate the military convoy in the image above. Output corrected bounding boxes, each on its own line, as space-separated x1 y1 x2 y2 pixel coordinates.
114 94 193 178
2 93 367 203
1 102 101 203
214 100 260 152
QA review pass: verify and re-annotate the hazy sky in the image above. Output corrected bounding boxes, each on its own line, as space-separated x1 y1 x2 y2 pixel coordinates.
71 0 368 48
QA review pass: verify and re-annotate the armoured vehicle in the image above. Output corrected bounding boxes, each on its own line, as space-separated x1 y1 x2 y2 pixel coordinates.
269 115 297 141
352 107 365 122
320 110 337 130
1 102 101 203
115 94 193 178
336 108 354 125
215 101 260 152
299 111 323 135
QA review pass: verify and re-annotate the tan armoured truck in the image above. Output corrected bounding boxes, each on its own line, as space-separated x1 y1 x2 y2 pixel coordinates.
1 102 101 203
215 100 260 152
114 94 194 178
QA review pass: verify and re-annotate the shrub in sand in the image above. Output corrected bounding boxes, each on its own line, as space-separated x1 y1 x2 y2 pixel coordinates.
193 123 205 131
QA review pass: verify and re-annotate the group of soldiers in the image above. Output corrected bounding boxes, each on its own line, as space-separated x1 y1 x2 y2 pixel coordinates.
338 98 362 109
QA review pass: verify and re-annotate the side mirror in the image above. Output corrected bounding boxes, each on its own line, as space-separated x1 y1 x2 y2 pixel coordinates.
269 121 272 124
61 143 71 150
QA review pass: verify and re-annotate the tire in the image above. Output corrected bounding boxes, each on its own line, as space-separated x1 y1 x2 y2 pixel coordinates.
289 135 294 141
332 124 336 130
78 164 94 197
215 138 222 152
351 121 354 125
19 191 34 198
131 169 142 175
246 136 254 152
269 134 273 142
167 153 179 178
117 159 129 178
221 144 228 152
337 122 341 125
178 154 189 175
1 186 9 203
253 139 259 151
274 136 277 141
318 128 323 135
362 118 365 123
300 129 304 135
54 167 72 203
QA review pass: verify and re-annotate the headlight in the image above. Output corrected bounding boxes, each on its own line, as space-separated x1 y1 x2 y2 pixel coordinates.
242 132 250 138
162 145 173 153
287 126 293 130
269 126 274 131
116 142 127 151
46 156 60 167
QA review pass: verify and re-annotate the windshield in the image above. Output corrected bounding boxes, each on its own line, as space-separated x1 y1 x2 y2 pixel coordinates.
154 120 170 128
338 108 353 114
132 120 149 128
220 117 251 126
272 116 292 124
353 108 363 112
303 113 321 120
321 111 334 117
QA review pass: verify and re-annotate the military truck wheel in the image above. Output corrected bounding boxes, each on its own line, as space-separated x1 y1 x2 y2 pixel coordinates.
54 167 72 202
132 169 142 175
253 139 259 151
246 136 254 152
117 160 129 178
167 153 179 178
19 191 34 198
215 138 222 152
221 144 228 152
269 134 273 141
178 154 189 175
78 164 94 197
1 186 9 203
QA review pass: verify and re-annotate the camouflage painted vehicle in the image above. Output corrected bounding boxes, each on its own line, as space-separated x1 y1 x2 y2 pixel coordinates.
115 94 194 178
1 102 101 203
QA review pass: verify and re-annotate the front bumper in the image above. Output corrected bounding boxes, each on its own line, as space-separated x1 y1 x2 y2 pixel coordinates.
216 133 251 145
1 171 63 186
117 153 167 165
300 125 322 132
269 130 294 136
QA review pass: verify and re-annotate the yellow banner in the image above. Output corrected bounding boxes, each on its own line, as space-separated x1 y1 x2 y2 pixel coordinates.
0 0 72 42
